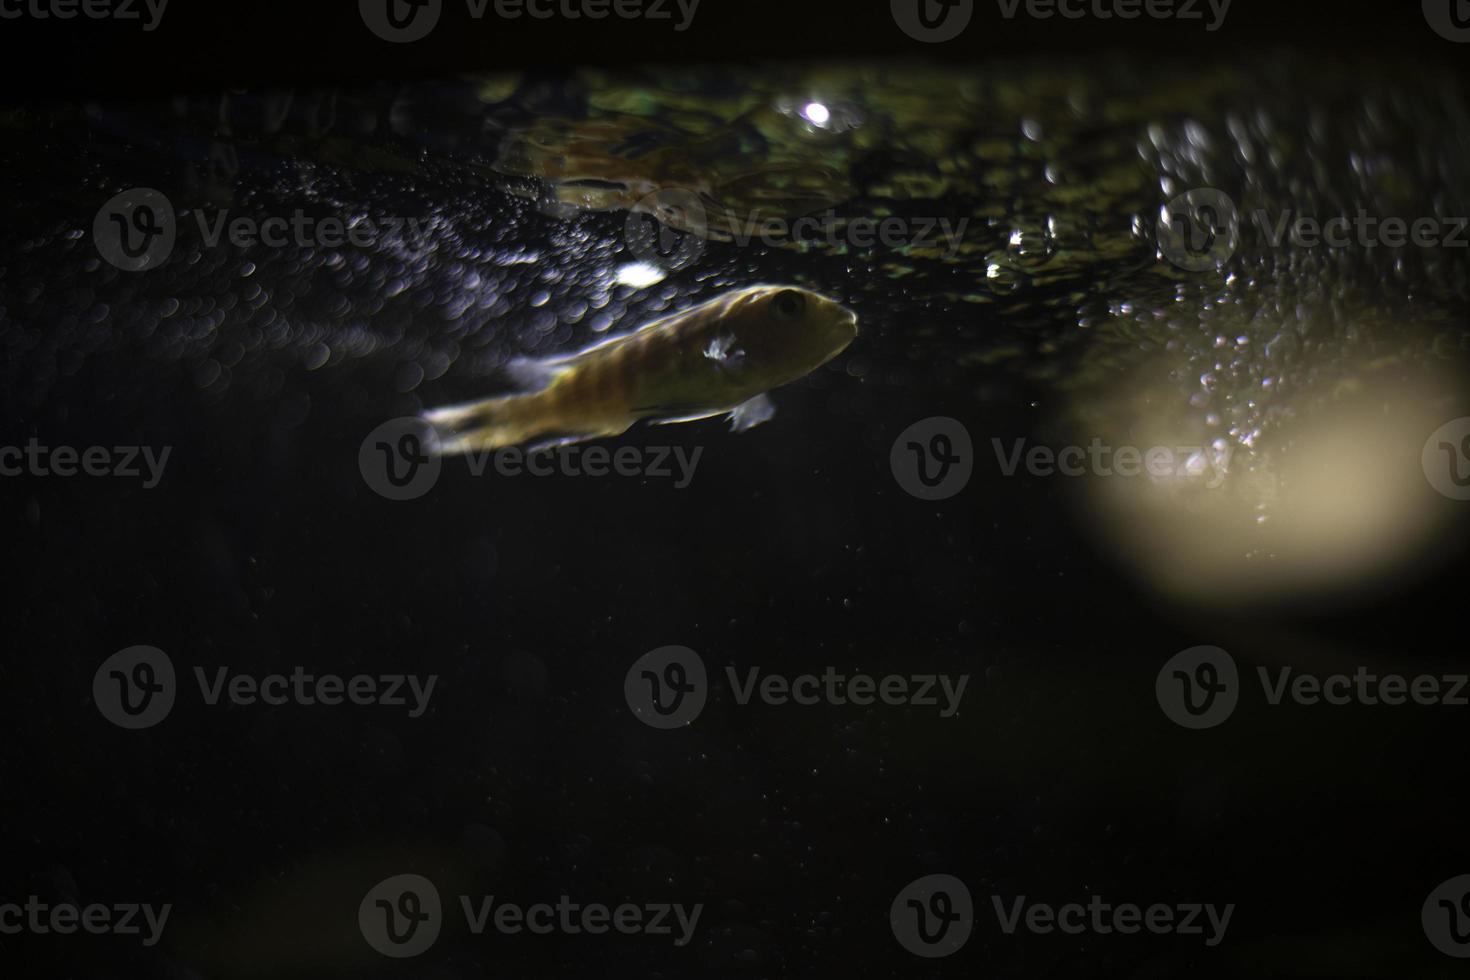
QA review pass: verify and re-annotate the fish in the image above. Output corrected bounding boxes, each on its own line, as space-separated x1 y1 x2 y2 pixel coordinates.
423 285 858 455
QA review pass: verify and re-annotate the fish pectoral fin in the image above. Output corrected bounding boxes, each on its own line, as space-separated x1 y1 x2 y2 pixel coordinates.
728 393 776 432
703 333 748 376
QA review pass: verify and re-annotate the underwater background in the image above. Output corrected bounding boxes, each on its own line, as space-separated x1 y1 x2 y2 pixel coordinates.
3 3 1470 977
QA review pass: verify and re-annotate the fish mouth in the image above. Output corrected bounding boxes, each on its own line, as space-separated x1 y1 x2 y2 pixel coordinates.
828 309 859 359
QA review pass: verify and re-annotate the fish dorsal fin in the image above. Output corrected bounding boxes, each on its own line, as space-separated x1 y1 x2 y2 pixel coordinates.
503 316 678 388
542 329 644 365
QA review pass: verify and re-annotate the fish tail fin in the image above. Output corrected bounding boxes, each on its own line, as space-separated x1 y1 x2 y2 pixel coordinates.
422 390 556 456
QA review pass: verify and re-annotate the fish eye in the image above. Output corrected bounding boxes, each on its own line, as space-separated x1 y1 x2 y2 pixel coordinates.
772 289 806 319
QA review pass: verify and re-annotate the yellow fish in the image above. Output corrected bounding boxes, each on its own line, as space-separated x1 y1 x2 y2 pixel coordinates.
424 285 857 454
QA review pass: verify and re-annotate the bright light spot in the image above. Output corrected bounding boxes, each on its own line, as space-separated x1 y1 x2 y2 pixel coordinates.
615 262 666 289
802 102 831 126
1072 347 1464 604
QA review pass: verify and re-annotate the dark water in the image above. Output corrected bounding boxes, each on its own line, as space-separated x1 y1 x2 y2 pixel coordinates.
3 54 1470 978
